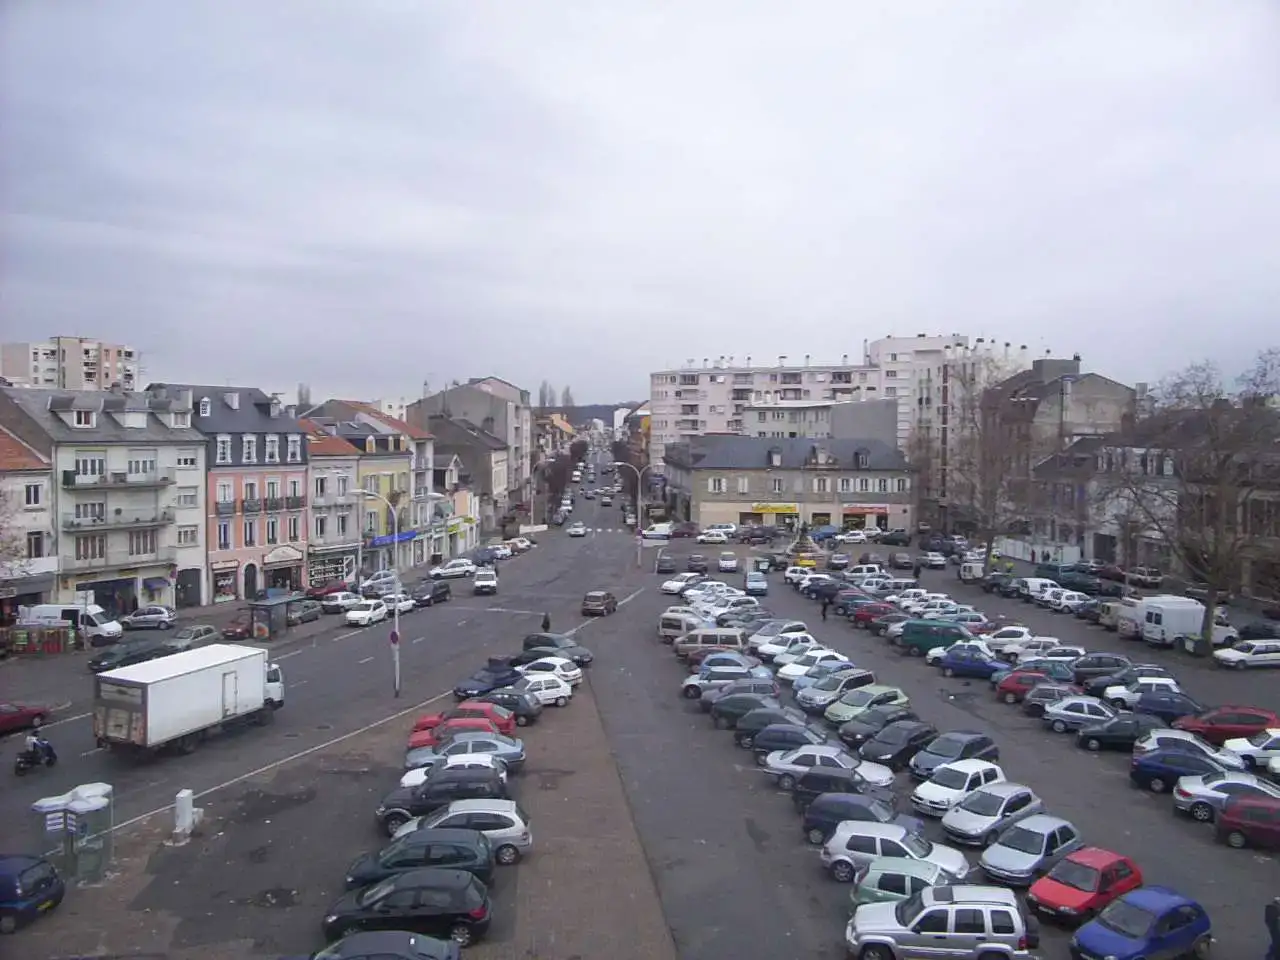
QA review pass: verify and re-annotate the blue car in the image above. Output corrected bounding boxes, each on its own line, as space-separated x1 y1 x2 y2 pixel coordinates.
1128 748 1227 792
1133 690 1205 725
0 854 64 933
1070 886 1211 960
452 657 524 699
938 649 1004 680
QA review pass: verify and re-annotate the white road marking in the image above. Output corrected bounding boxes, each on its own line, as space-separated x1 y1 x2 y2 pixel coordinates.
618 586 645 606
357 656 374 664
109 690 451 835
456 620 468 627
275 649 305 660
80 747 104 757
43 712 90 729
293 680 309 688
412 636 426 644
331 628 363 643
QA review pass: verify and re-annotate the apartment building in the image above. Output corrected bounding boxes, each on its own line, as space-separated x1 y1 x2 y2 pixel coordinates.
297 418 363 587
152 384 310 603
1 337 140 391
0 386 208 611
647 335 973 469
0 427 55 620
663 436 915 532
427 416 510 533
741 398 898 445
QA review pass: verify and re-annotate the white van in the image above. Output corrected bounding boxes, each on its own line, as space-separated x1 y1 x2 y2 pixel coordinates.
959 562 985 583
641 522 672 539
1019 578 1059 603
1143 598 1238 649
21 603 124 645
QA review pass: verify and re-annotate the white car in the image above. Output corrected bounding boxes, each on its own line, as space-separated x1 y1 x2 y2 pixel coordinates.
686 584 741 604
383 593 416 615
567 522 588 537
921 552 948 569
706 522 737 536
345 599 389 626
430 559 476 580
661 573 706 595
1050 591 1091 613
772 637 827 667
901 593 950 615
835 530 867 544
1009 638 1066 663
320 591 363 612
511 537 533 551
1214 639 1280 669
776 649 849 682
915 601 959 619
696 530 729 544
519 674 574 707
1223 728 1280 770
756 632 818 662
401 753 508 787
1102 677 1181 710
360 570 398 592
911 760 1007 817
926 639 994 665
517 656 583 687
489 544 513 559
982 626 1035 655
783 566 812 585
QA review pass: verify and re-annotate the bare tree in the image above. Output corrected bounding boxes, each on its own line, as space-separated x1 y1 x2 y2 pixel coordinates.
0 485 29 576
560 385 575 408
544 456 572 507
537 380 556 411
1095 353 1280 650
569 439 589 463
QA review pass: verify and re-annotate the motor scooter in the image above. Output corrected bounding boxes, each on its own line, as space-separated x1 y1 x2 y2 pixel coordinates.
14 741 57 776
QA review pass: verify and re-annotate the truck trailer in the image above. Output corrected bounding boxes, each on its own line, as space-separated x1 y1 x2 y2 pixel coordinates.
93 644 284 756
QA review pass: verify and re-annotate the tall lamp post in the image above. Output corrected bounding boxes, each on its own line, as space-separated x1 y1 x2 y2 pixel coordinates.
613 460 653 567
358 489 404 698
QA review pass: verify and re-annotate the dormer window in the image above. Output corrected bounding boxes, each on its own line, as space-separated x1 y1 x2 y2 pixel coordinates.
855 448 870 469
172 412 190 428
198 398 211 417
73 410 96 428
215 435 232 465
286 434 302 462
768 448 782 468
265 435 280 463
243 435 257 463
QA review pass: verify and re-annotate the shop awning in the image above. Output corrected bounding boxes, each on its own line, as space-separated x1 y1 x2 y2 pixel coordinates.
143 578 169 590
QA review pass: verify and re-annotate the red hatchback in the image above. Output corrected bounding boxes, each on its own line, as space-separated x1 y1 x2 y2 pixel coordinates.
1172 705 1280 745
994 671 1051 704
0 701 50 736
413 701 516 737
852 603 897 627
1215 796 1280 850
1026 847 1143 924
305 580 350 599
407 717 500 750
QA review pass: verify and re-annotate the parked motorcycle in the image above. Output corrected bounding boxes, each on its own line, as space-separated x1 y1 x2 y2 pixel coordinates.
14 743 57 776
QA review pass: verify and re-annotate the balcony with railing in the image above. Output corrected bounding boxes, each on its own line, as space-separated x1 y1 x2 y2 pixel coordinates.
264 497 284 512
61 467 176 489
63 545 178 572
62 508 176 532
241 498 262 514
286 494 307 509
215 500 237 517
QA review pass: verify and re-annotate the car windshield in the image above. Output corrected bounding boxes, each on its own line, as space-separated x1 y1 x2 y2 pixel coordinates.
925 736 965 759
1199 772 1229 786
996 825 1045 855
795 654 821 667
840 689 878 708
1249 731 1273 746
778 749 807 764
356 877 397 906
353 602 374 612
929 767 971 790
867 798 894 821
876 725 913 745
1045 857 1099 892
812 675 846 692
958 790 1006 816
173 628 198 640
1096 899 1157 938
901 833 931 857
893 890 928 926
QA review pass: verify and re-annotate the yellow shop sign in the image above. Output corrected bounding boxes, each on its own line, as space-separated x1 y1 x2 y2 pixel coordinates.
750 503 799 514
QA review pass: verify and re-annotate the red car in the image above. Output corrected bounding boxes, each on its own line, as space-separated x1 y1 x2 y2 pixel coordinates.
1172 705 1280 745
407 717 500 750
1027 847 1143 924
995 670 1052 703
0 701 50 735
305 580 350 599
669 523 700 539
413 702 516 737
852 603 896 627
1215 796 1280 850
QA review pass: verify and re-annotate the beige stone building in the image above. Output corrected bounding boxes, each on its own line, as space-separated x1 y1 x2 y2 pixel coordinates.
662 436 915 532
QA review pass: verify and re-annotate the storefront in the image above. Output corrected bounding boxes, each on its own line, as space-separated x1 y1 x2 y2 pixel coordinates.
73 576 138 619
809 512 833 528
308 547 357 587
141 575 174 606
841 504 891 532
752 503 799 531
0 574 56 627
263 544 306 592
211 559 240 603
365 529 419 574
175 568 204 608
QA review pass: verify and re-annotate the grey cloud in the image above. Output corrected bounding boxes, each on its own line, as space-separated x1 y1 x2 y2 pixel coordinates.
2 1 1278 400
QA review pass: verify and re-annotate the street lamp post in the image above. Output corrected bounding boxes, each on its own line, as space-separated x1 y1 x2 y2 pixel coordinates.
358 490 403 698
613 460 652 567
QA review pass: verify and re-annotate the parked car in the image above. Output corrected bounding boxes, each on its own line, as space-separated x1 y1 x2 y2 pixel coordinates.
941 782 1043 847
820 821 969 883
858 720 939 771
375 768 509 835
908 731 1000 781
1069 886 1211 960
748 723 827 762
452 658 525 700
1075 713 1167 752
581 591 618 616
342 828 495 889
910 759 1006 817
413 580 453 607
520 633 594 667
1215 795 1280 849
1042 696 1116 734
709 692 777 729
1129 748 1229 793
1171 770 1280 822
1021 683 1079 718
1025 847 1143 924
1133 690 1206 725
733 705 807 747
1222 727 1280 770
321 591 362 613
1133 728 1247 769
979 813 1084 886
87 638 168 673
119 605 177 630
159 623 220 653
848 858 951 907
414 702 518 737
762 744 895 790
305 579 351 599
801 793 923 845
286 599 323 625
345 599 389 627
838 705 919 751
430 559 477 580
0 853 64 934
1173 705 1280 745
320 868 492 946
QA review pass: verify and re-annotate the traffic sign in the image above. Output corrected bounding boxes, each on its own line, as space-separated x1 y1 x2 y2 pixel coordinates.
389 629 400 646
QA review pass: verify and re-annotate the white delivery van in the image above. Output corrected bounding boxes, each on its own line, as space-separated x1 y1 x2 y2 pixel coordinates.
21 603 124 646
1143 598 1238 649
641 522 673 539
1019 578 1059 603
959 562 985 583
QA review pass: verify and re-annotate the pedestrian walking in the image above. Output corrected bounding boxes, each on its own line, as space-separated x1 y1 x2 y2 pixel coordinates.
912 563 922 580
541 611 551 632
820 599 830 621
1266 896 1280 960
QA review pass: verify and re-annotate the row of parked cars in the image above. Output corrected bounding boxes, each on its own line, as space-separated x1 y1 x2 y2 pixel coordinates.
651 566 1225 958
306 631 597 956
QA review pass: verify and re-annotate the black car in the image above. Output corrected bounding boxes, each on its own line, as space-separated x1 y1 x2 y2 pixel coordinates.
879 531 911 546
837 705 918 749
858 720 939 770
702 678 778 712
343 828 495 889
1076 713 1168 752
749 723 827 762
687 555 709 573
1075 599 1103 622
87 639 168 674
1239 620 1280 641
376 770 508 835
472 688 543 726
716 610 774 629
302 930 461 960
413 581 453 607
801 792 924 845
790 768 877 812
321 868 491 947
868 614 909 636
1134 691 1206 724
1070 652 1133 685
709 693 777 729
655 556 677 574
520 633 594 667
1081 664 1170 698
733 706 807 747
907 731 1001 780
452 659 525 700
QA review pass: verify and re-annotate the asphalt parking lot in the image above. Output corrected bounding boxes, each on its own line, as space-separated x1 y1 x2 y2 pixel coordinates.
615 541 1275 958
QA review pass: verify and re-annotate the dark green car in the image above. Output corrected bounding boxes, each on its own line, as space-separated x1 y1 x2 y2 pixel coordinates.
87 639 169 674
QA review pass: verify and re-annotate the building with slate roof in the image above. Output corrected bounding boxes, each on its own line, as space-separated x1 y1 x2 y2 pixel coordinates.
0 426 56 619
0 385 210 608
662 435 915 532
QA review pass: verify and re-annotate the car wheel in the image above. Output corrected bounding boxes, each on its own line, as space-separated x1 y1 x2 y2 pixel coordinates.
160 621 173 630
738 734 755 748
1242 755 1257 769
805 827 825 845
1109 698 1128 710
449 923 474 946
1084 737 1102 751
943 667 955 678
515 715 530 727
495 844 521 865
778 773 796 790
1051 719 1067 733
381 812 409 835
830 860 855 882
1225 828 1248 848
1190 801 1215 823
683 686 702 699
1148 776 1168 793
1002 692 1018 704
554 696 569 707
1191 934 1212 959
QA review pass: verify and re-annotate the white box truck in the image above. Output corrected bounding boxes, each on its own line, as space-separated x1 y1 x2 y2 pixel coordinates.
92 644 284 756
1142 597 1238 649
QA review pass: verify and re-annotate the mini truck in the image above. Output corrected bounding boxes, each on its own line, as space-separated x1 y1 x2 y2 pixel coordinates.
93 643 284 756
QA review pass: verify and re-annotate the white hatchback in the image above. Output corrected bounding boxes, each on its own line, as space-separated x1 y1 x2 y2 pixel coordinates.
520 674 574 707
776 649 849 682
383 593 416 615
400 753 508 787
910 759 1006 817
345 599 389 626
518 656 583 687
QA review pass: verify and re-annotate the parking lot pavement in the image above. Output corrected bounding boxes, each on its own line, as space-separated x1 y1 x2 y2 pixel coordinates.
752 575 1274 958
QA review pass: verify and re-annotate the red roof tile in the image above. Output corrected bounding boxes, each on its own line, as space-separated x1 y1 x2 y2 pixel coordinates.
296 418 363 457
0 427 48 471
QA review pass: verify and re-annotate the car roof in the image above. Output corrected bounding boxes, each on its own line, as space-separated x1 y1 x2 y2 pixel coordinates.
443 798 520 814
939 758 999 774
1011 813 1071 833
1063 846 1128 869
1117 885 1198 911
922 884 1020 907
972 780 1029 798
392 867 478 891
854 684 898 695
400 827 487 845
864 857 945 879
833 820 905 839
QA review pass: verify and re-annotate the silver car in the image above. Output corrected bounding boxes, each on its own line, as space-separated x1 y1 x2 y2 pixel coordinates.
794 668 876 713
979 814 1084 886
120 604 178 630
681 664 771 699
1171 770 1280 822
1041 695 1116 733
395 798 532 864
846 885 1036 958
941 782 1044 847
403 732 526 772
821 821 970 883
762 744 894 790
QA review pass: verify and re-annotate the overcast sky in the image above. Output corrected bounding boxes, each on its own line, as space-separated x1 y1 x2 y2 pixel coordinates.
3 2 1278 404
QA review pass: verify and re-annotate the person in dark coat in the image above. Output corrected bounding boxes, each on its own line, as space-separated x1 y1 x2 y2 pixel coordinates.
912 562 922 580
1265 896 1280 960
820 598 829 621
541 611 551 632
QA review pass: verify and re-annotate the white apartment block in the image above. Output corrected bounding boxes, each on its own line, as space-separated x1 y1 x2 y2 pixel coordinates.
1 337 140 391
648 335 976 469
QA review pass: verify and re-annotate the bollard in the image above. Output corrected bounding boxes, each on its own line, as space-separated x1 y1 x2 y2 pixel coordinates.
172 788 203 844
